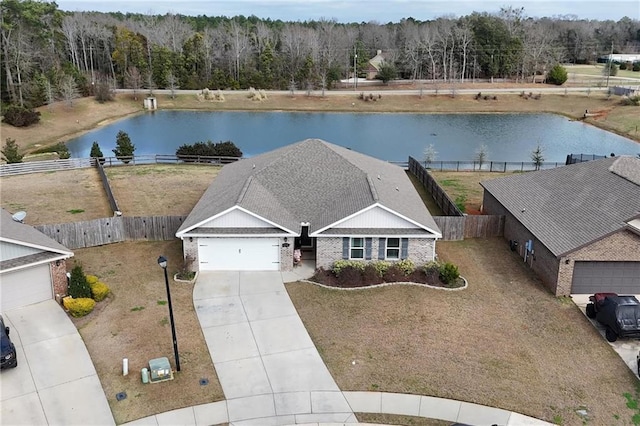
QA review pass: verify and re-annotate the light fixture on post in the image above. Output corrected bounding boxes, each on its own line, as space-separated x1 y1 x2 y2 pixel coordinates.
157 255 181 372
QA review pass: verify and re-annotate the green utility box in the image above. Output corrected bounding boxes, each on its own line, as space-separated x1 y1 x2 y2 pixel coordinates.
148 357 173 383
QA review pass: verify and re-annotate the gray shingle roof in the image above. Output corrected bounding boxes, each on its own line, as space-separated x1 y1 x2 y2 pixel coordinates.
0 209 73 256
178 139 440 236
480 156 640 256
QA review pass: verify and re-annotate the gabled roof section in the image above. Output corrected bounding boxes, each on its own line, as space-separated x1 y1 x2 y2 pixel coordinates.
178 139 440 236
481 156 640 256
0 209 73 257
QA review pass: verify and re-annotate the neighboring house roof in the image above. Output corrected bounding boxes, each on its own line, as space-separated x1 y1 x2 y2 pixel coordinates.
368 50 387 72
177 139 441 237
0 208 73 272
480 156 640 257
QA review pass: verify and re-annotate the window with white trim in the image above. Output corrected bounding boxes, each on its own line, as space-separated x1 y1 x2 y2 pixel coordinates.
350 238 364 259
386 238 400 259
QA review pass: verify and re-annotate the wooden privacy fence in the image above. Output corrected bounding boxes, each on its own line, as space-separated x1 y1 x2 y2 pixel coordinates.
434 215 505 240
408 157 463 216
35 216 186 249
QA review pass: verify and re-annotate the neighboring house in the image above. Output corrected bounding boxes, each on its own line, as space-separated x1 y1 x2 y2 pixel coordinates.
481 156 640 296
176 139 442 272
366 50 387 80
0 209 73 311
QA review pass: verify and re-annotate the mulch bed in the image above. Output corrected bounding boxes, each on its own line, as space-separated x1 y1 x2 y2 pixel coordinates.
310 268 464 289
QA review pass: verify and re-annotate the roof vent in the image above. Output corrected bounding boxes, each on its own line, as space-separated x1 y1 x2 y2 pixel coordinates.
12 211 26 223
377 175 381 180
395 187 399 191
252 164 255 169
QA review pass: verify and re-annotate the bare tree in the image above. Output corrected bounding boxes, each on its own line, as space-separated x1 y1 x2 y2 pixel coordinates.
58 74 80 106
166 72 180 99
475 144 489 170
125 66 143 100
423 144 438 168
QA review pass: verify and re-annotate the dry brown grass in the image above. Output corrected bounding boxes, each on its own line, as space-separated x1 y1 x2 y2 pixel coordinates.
71 239 223 424
0 168 112 224
286 238 639 425
429 171 509 213
105 164 220 216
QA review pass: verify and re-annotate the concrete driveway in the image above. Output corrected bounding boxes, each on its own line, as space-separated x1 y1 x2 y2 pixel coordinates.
194 271 356 424
0 300 114 425
573 294 640 378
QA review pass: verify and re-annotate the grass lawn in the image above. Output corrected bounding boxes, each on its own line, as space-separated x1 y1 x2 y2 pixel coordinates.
429 171 509 213
286 238 639 425
565 64 640 80
105 164 221 216
71 239 223 424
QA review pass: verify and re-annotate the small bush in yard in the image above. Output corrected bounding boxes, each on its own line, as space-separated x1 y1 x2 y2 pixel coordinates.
63 297 96 317
439 262 460 285
90 281 110 302
86 275 99 285
370 261 390 277
332 260 365 276
68 265 92 299
395 259 415 275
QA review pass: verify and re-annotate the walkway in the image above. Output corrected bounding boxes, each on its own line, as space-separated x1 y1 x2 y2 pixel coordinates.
124 267 553 426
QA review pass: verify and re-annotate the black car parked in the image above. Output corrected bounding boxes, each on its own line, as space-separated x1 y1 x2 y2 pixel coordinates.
1 315 17 369
593 295 640 342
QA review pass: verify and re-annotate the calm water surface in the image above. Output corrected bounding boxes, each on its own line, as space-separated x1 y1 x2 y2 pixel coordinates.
66 111 639 162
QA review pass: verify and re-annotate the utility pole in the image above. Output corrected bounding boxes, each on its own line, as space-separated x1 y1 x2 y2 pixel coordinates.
606 42 613 88
353 44 358 90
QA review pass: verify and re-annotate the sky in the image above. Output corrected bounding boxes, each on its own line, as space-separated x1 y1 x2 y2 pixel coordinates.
55 0 640 22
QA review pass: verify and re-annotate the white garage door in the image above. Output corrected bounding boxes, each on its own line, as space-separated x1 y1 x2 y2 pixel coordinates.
1 264 53 311
198 238 280 271
571 261 640 294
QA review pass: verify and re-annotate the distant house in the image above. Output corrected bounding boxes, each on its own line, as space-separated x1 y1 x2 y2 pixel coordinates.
176 139 442 272
0 209 73 311
481 157 640 296
599 53 640 63
366 50 388 80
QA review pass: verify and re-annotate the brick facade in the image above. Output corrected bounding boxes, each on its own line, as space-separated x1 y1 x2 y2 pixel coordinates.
557 230 640 295
483 192 561 294
316 236 436 270
52 259 69 298
483 191 640 297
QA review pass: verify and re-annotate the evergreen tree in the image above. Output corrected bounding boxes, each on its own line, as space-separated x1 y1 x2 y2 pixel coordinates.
1 138 23 163
113 130 135 163
68 264 92 299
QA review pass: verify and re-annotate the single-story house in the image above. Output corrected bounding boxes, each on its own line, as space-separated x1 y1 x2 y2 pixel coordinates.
0 209 73 311
176 139 442 272
366 50 388 80
481 156 640 296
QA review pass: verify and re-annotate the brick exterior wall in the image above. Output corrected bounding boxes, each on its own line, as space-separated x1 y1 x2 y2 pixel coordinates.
52 259 69 298
482 192 561 294
183 238 199 271
483 191 640 297
557 230 640 295
316 236 436 270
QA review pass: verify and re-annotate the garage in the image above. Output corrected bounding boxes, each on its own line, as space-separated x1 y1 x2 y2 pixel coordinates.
572 261 640 294
1 263 53 311
198 238 280 271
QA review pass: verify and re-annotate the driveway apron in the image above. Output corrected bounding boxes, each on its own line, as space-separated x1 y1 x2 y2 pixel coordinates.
194 271 355 424
0 300 115 425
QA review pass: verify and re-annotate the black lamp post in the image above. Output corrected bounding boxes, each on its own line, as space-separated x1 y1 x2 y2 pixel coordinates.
157 255 180 372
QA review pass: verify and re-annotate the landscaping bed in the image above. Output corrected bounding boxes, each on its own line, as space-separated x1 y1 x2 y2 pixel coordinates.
286 238 639 425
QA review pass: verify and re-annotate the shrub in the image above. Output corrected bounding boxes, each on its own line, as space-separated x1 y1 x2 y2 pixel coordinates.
369 261 390 277
85 275 99 285
454 195 467 213
176 140 243 158
620 95 640 106
2 104 41 127
395 259 415 275
619 62 628 71
331 259 365 276
363 264 384 283
54 142 70 159
1 138 23 163
633 63 640 72
546 64 568 85
90 281 110 302
94 80 114 103
439 262 460 285
63 297 96 317
68 264 92 299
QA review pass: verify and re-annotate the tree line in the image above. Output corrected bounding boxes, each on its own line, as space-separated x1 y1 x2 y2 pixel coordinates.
2 0 639 109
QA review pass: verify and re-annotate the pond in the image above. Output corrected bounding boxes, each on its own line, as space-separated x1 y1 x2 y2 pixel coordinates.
65 111 639 162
